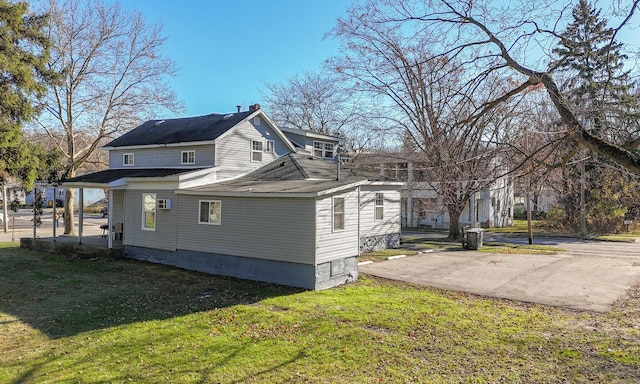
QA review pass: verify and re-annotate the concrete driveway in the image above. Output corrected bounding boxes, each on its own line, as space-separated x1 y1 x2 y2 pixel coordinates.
359 236 640 312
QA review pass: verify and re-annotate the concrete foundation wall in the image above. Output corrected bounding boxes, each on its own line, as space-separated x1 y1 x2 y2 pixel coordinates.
123 245 358 290
360 232 401 253
20 238 123 259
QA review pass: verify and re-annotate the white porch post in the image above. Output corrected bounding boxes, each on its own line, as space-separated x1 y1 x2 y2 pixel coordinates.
78 188 84 245
52 187 57 242
108 189 113 249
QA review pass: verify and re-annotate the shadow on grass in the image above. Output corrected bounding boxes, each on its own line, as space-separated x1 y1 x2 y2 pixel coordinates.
0 245 302 339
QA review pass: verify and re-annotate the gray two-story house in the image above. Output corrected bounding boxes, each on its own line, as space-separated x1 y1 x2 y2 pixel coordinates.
65 105 401 290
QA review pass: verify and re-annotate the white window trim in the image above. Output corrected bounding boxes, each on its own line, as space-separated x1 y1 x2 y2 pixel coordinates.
198 200 221 225
265 140 275 153
181 150 196 165
313 141 335 159
332 196 345 232
123 153 134 166
375 193 384 221
251 140 263 162
142 193 156 231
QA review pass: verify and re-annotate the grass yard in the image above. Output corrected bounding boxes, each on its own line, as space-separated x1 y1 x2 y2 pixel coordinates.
1 243 639 383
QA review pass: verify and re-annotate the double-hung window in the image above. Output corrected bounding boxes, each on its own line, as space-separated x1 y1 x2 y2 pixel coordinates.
181 150 195 165
199 200 221 225
142 193 156 230
313 141 335 159
123 153 134 166
251 140 263 162
333 197 345 231
375 193 384 221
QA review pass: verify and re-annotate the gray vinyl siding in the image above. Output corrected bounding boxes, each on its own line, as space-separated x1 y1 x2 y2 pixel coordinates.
281 131 340 156
109 144 215 168
359 187 401 237
176 195 316 264
111 190 125 226
122 190 179 251
215 120 290 179
315 189 359 264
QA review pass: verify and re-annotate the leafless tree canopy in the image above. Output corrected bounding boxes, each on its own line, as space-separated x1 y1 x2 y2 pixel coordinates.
329 0 526 238
335 0 640 175
33 0 183 234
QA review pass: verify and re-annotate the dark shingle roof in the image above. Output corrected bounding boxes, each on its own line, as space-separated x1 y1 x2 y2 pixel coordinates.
105 112 253 147
64 168 200 184
246 153 380 182
180 153 392 195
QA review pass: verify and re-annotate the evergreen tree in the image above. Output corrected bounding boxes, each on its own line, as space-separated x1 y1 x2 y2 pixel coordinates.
550 0 639 232
551 0 637 138
0 0 54 181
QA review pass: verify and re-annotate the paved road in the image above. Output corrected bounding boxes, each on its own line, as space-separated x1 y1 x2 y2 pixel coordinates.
360 235 640 312
0 209 106 242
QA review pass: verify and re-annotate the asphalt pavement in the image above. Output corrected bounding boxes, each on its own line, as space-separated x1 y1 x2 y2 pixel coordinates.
0 208 105 242
360 234 640 312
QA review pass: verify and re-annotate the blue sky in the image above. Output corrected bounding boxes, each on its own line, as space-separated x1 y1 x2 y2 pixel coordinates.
120 0 351 117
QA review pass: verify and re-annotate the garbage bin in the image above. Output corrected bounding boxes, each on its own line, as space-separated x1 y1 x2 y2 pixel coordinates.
465 228 484 250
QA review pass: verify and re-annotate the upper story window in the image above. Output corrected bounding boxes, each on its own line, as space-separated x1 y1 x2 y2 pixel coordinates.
253 116 261 125
375 193 384 221
333 197 345 231
265 140 275 153
313 141 335 159
123 153 134 166
251 140 263 162
181 150 195 165
142 193 156 231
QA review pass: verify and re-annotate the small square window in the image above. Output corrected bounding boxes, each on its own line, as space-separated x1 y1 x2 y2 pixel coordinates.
181 150 195 164
199 200 221 225
254 116 261 125
123 153 134 166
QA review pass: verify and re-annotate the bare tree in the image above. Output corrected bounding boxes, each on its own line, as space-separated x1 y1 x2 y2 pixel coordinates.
330 12 518 239
260 70 391 155
338 0 640 175
34 0 182 235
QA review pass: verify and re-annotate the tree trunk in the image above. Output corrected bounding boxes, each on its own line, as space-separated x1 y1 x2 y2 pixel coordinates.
63 187 75 235
446 205 463 240
2 183 8 233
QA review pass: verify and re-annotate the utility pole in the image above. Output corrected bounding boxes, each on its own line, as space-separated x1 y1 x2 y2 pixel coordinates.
524 127 533 245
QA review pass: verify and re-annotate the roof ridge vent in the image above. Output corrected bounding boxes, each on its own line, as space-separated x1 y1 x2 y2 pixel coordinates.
154 120 165 126
223 113 234 120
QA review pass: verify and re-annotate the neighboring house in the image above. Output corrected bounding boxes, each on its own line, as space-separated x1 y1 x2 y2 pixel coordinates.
356 154 514 229
0 183 26 205
64 105 401 290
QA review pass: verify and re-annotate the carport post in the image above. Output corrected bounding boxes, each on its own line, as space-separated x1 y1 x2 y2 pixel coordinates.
108 189 113 249
52 187 57 242
78 188 84 245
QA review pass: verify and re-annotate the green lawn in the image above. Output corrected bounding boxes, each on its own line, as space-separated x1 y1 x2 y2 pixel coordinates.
1 243 639 383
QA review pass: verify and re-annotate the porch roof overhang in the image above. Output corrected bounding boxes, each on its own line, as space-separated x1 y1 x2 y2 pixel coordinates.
62 168 207 189
176 178 370 198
